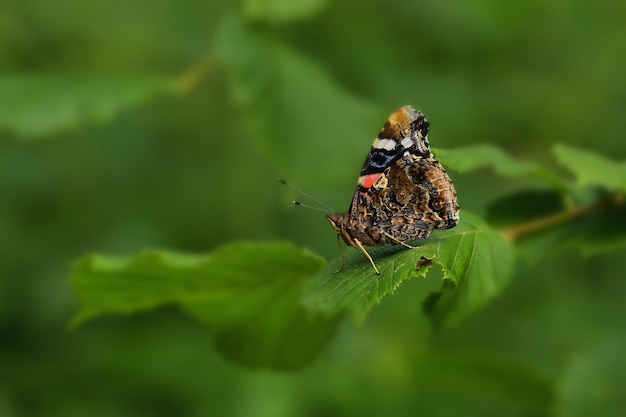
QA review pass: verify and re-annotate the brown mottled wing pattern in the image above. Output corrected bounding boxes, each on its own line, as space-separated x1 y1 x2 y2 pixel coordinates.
345 106 459 246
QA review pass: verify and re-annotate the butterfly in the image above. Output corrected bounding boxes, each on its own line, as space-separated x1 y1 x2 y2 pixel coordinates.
326 105 459 274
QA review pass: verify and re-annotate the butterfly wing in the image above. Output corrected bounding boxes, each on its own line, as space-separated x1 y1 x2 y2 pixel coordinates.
346 106 459 245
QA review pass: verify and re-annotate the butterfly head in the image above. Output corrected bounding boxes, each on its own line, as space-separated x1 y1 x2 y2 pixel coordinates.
326 213 357 248
326 213 343 232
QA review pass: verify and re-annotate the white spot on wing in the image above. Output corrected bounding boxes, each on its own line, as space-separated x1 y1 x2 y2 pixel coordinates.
401 137 413 148
373 138 396 151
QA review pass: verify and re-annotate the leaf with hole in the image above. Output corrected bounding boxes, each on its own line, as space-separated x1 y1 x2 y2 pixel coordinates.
302 211 515 328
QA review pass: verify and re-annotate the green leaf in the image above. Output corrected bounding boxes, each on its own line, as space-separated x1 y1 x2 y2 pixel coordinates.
301 244 434 322
215 16 381 185
70 242 340 370
553 143 626 192
243 0 328 22
485 186 626 260
565 201 626 255
0 74 175 139
421 212 515 328
302 211 515 328
486 189 566 229
513 198 626 260
435 145 565 187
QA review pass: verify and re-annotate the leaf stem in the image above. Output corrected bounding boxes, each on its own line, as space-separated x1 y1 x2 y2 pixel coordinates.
172 56 215 94
499 192 623 242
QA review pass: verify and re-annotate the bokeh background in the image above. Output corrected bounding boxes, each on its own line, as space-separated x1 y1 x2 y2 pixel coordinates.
1 0 626 416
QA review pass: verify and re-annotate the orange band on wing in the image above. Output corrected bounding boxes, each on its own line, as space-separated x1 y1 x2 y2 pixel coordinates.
359 173 382 190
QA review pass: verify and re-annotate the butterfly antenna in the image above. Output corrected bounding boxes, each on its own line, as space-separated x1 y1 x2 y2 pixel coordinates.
278 178 336 213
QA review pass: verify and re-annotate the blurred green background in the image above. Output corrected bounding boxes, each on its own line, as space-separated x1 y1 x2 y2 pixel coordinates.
1 0 626 416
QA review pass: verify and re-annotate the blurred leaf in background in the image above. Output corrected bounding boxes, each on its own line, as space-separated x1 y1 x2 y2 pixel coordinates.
1 0 626 416
0 74 177 138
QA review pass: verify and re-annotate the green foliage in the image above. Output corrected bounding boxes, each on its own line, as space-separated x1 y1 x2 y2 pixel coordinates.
435 145 541 178
486 189 565 229
556 335 626 417
420 212 514 329
484 145 626 259
435 145 565 188
70 212 514 366
70 242 338 370
69 143 625 367
0 74 175 138
4 1 626 416
243 0 327 22
303 211 513 329
215 16 380 184
411 348 555 411
554 143 626 192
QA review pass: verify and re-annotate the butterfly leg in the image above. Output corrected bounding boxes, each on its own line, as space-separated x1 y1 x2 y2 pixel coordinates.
353 238 381 275
334 233 346 274
382 231 417 249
